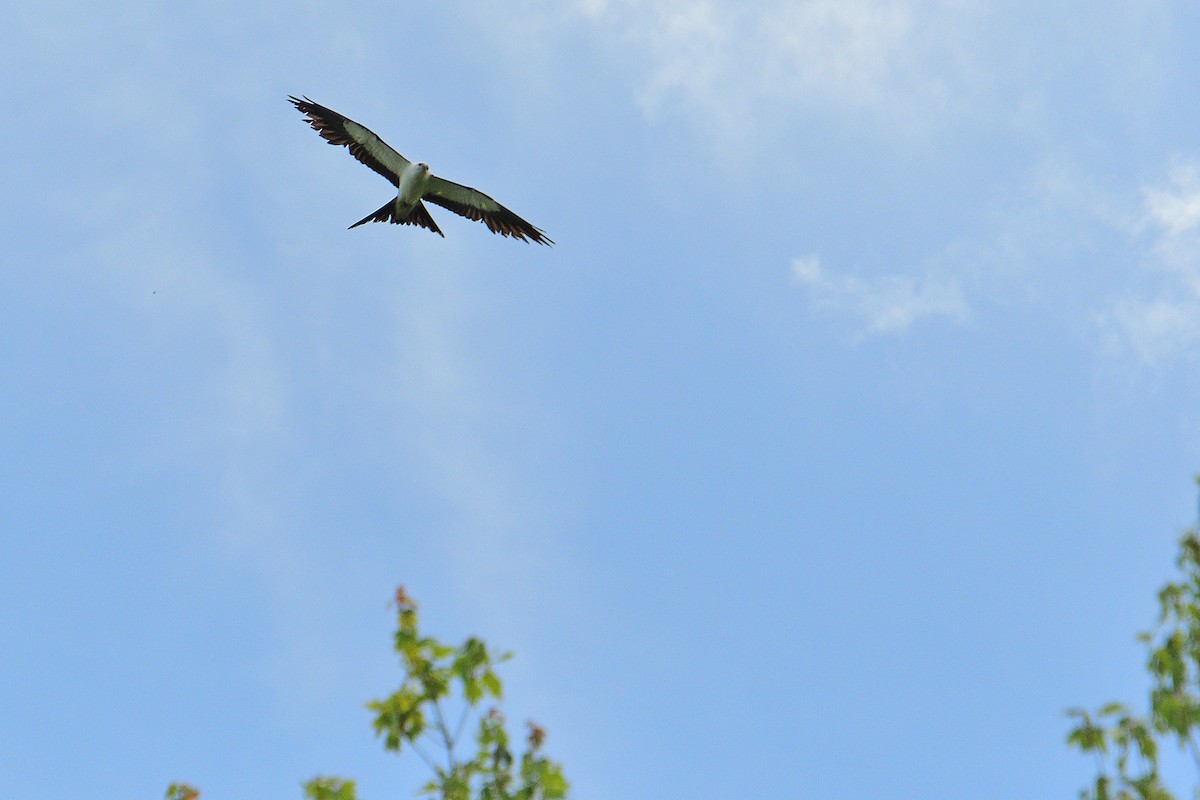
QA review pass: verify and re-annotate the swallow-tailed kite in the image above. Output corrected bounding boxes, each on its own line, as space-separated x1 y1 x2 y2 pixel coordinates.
289 96 552 245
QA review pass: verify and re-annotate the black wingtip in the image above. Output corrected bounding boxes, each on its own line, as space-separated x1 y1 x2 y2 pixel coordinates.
516 226 554 246
287 95 320 113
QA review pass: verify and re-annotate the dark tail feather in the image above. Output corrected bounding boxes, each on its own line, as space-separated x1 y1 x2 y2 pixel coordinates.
408 201 445 237
349 199 445 237
349 199 395 229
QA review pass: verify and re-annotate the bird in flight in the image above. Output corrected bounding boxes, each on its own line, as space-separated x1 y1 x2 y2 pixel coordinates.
289 96 553 245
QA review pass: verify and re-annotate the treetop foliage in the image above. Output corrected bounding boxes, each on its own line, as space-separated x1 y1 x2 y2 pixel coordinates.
1067 487 1200 800
167 586 568 800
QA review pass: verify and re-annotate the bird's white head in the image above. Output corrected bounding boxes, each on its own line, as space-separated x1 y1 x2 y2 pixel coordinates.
417 162 430 173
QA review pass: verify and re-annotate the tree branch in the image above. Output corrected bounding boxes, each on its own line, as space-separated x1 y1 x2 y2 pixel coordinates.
452 703 472 747
408 739 440 774
433 699 456 769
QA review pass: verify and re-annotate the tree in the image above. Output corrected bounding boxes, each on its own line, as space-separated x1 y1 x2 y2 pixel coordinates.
168 587 568 800
1067 489 1200 800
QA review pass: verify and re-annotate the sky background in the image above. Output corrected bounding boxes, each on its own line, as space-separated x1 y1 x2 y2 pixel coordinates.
4 0 1200 797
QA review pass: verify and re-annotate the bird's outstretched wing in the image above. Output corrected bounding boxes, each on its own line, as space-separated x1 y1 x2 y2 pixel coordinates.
424 176 553 246
289 96 409 187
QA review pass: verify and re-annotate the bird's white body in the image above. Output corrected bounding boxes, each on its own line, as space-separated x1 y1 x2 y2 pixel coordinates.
396 161 432 207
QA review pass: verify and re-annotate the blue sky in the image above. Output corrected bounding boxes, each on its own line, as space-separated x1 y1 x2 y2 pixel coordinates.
4 0 1200 797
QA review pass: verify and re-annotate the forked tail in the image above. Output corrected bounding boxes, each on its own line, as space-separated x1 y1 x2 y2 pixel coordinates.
348 199 445 237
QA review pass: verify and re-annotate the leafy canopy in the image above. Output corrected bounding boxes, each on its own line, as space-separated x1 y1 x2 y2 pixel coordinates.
167 586 568 800
1067 486 1200 800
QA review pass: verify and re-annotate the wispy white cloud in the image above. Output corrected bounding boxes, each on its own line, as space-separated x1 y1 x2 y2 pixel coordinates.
1142 160 1200 245
76 187 355 708
573 0 976 141
1107 298 1200 363
757 0 913 104
1102 159 1200 363
791 254 968 336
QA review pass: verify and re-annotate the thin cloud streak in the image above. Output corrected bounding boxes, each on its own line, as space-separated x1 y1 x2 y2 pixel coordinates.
573 0 979 142
791 254 969 336
1102 158 1200 363
78 187 356 707
385 261 567 639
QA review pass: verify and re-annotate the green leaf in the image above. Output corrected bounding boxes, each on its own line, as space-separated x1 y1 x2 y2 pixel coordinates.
165 783 200 800
368 689 426 751
1066 714 1107 754
482 670 503 699
303 776 358 800
464 675 483 704
540 764 570 799
415 663 451 699
442 773 471 800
